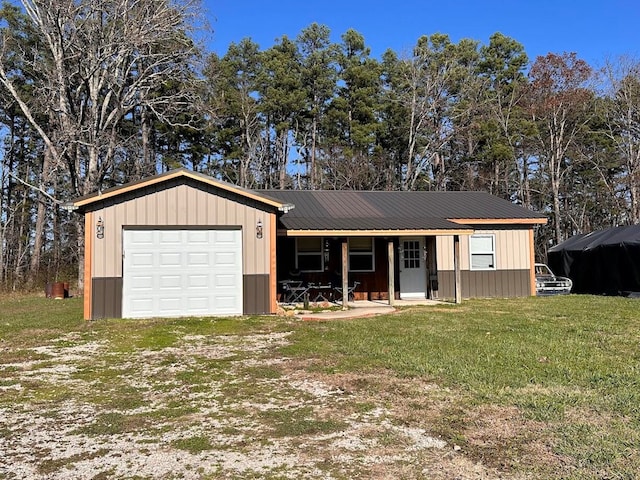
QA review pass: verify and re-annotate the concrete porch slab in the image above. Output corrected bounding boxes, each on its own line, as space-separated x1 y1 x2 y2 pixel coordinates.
291 298 446 321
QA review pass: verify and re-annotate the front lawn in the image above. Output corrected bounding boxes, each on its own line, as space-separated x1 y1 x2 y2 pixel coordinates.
1 294 638 479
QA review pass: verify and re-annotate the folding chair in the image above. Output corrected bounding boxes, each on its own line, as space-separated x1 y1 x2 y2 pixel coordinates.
332 281 360 302
280 280 310 304
310 283 333 302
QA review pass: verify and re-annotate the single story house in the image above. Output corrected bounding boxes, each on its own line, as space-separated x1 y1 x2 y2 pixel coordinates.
70 168 547 320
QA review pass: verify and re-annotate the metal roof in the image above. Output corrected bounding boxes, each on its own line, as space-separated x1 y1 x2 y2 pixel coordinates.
261 190 546 231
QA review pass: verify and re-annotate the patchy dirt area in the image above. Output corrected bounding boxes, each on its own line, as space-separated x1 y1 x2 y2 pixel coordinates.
1 329 531 479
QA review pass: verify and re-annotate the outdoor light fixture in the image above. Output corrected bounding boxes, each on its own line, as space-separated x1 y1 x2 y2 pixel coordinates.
96 217 104 239
256 219 263 239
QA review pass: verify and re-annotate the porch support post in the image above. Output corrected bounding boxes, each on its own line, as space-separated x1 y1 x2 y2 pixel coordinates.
426 237 438 299
342 239 348 309
529 227 537 296
387 239 395 306
453 234 462 304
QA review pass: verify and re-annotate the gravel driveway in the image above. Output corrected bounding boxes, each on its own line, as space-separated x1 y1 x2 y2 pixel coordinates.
1 328 515 479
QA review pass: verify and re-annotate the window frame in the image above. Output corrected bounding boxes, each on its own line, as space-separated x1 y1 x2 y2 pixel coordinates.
348 237 375 273
469 233 496 271
295 237 324 272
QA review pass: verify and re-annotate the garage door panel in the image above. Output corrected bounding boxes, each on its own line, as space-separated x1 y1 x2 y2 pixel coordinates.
214 252 237 266
129 230 155 245
159 252 183 267
159 230 182 244
130 297 154 315
188 274 209 288
214 273 237 287
187 252 210 266
215 230 238 243
186 296 210 310
213 295 238 310
158 295 183 316
159 275 182 289
130 275 154 290
187 230 209 243
131 252 154 267
123 229 243 318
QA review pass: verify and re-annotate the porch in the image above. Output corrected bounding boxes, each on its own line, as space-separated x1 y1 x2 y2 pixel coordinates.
276 235 467 306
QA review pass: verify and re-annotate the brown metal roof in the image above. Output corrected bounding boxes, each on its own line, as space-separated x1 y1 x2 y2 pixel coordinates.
261 190 547 231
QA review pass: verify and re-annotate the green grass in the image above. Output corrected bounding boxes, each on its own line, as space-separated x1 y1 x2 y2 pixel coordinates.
2 293 640 478
170 435 214 453
258 406 346 437
285 296 639 392
283 295 640 477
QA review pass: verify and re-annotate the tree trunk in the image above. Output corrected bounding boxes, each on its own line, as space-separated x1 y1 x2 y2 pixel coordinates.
28 147 52 287
76 215 85 294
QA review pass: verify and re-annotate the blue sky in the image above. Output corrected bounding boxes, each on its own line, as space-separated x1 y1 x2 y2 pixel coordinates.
203 0 638 66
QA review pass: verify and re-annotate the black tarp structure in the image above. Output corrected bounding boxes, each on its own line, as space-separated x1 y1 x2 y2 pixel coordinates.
547 225 640 295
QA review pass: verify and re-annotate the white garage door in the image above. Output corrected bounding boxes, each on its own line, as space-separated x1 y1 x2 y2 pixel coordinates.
122 229 243 318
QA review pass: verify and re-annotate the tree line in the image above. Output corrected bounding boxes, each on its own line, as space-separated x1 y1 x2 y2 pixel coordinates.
1 0 639 290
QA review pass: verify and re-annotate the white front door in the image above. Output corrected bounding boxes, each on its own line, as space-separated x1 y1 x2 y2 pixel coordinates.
399 237 427 299
122 229 243 319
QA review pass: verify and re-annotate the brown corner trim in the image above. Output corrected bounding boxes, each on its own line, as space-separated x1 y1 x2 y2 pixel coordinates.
84 211 93 320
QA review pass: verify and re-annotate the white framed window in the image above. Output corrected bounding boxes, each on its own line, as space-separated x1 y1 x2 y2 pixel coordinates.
469 234 496 270
349 237 375 272
296 237 324 272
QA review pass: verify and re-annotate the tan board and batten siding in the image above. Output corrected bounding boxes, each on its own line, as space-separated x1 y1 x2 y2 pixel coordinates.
88 179 277 319
436 227 534 299
92 184 271 277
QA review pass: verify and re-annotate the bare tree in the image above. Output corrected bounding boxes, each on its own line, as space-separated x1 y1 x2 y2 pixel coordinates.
0 0 203 290
528 53 594 244
603 56 640 223
391 34 483 191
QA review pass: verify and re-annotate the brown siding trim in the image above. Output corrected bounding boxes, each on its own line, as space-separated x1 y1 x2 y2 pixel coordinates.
529 228 536 296
84 212 93 320
243 274 270 314
437 269 531 299
449 218 547 225
270 213 277 314
280 229 474 237
91 277 123 319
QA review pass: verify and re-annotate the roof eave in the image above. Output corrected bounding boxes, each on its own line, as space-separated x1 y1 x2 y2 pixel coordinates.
448 218 548 225
278 228 475 237
72 169 291 210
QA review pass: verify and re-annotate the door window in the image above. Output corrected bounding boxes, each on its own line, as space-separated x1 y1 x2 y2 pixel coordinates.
403 240 421 269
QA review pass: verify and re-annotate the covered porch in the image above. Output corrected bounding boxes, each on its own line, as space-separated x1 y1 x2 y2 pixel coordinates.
276 231 473 308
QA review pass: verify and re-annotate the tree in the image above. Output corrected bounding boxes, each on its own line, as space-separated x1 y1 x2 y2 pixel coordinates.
474 33 533 203
602 56 640 223
320 29 383 190
383 35 483 191
258 36 304 188
205 39 265 187
296 23 337 189
0 0 203 289
527 52 594 244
